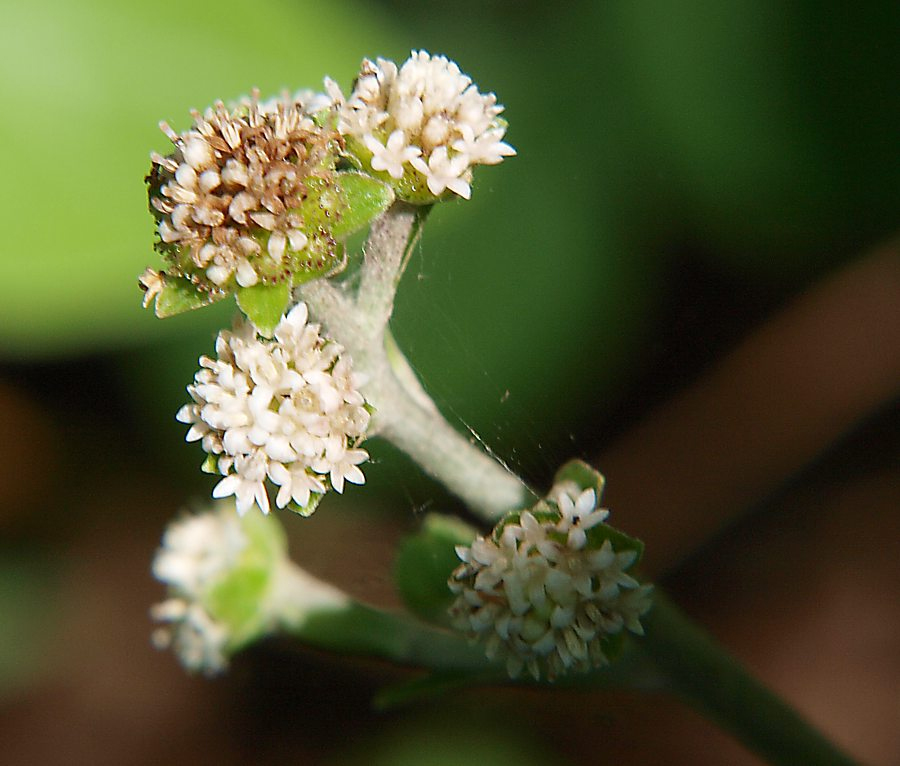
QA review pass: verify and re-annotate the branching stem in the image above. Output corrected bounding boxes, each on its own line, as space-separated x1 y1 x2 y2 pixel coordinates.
298 203 533 520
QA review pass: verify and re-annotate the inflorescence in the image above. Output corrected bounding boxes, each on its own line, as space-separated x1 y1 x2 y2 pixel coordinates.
151 504 254 674
141 53 654 687
177 302 370 515
330 50 515 201
146 90 341 295
449 485 652 681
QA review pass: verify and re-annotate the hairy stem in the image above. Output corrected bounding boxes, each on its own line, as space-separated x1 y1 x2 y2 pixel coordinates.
298 203 532 520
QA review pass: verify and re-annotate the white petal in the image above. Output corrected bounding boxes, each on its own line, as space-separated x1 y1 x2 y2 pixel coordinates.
267 232 286 261
287 229 308 252
235 259 258 287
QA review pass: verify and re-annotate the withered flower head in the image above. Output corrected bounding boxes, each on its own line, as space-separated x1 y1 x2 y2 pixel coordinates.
147 91 342 294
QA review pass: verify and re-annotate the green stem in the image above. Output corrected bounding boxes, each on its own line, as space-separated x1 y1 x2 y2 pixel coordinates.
273 562 489 670
295 602 492 671
638 593 862 766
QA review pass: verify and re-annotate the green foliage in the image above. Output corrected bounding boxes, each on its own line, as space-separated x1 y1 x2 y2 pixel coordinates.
316 172 396 240
393 514 477 624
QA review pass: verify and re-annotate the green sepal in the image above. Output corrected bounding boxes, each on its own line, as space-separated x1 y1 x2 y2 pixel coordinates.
208 566 270 649
393 513 478 625
286 491 324 518
205 511 287 649
154 275 225 318
299 171 395 242
201 454 218 474
584 523 645 563
344 136 452 205
235 282 291 337
552 459 606 497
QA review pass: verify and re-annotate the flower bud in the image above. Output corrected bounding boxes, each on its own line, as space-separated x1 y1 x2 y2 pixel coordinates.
449 483 652 681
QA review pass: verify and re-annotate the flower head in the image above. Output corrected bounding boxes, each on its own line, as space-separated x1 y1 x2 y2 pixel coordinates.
331 51 515 203
449 484 652 681
176 302 370 515
150 502 287 675
146 91 343 295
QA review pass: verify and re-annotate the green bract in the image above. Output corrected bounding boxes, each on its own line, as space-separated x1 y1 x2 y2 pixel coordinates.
202 509 287 651
344 136 455 206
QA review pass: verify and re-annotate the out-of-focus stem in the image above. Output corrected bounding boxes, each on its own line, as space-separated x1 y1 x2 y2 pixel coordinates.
639 594 862 766
275 560 489 671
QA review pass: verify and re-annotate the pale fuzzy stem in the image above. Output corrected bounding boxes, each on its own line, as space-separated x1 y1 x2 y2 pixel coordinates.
297 203 533 521
355 201 420 334
370 359 531 519
383 328 439 415
270 559 351 629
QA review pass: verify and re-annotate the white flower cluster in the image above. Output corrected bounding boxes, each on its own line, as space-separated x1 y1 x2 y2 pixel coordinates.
331 50 515 200
150 505 250 674
149 91 337 291
449 487 653 681
177 302 370 515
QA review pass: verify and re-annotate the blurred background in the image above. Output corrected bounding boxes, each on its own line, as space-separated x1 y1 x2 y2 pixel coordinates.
0 0 897 764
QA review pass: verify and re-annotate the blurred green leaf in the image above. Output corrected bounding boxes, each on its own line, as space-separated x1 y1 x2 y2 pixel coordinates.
609 0 900 276
393 513 477 624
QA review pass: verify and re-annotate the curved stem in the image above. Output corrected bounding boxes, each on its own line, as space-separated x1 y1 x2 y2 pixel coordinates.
298 203 533 520
638 593 862 766
355 201 429 333
370 359 532 518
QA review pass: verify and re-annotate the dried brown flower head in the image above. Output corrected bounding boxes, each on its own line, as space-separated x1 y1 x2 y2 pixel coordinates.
147 91 343 294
